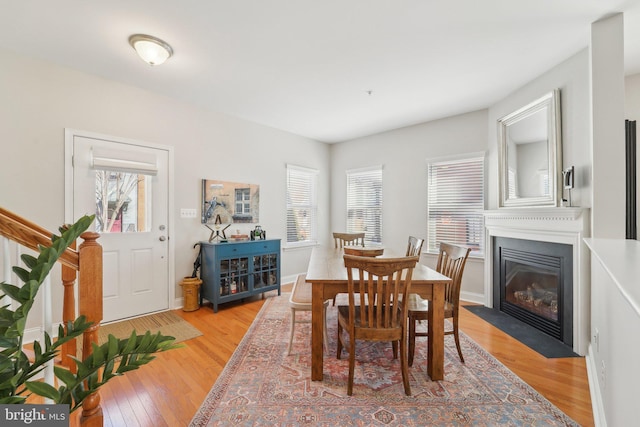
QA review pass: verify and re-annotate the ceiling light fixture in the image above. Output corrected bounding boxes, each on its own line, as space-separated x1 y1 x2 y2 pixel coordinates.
128 34 173 66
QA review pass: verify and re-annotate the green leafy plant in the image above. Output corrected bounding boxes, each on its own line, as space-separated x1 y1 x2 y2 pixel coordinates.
0 215 179 411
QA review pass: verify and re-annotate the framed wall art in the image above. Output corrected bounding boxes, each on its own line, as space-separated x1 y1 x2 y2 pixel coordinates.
201 179 260 224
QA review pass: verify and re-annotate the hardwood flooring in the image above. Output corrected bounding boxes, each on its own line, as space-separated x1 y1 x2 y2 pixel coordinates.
59 289 593 426
459 303 594 426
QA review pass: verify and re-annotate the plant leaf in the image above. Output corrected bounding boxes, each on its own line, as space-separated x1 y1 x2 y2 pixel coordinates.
25 381 60 401
54 366 76 388
122 330 137 354
20 254 37 269
106 335 118 361
11 267 30 283
0 284 22 302
0 395 27 404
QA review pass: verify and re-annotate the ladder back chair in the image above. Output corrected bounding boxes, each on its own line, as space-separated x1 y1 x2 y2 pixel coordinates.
288 273 328 354
344 246 384 257
332 236 380 306
337 254 419 396
406 236 424 257
407 242 471 366
333 232 365 248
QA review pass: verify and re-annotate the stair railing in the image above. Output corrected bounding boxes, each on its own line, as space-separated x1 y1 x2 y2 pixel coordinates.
0 206 103 427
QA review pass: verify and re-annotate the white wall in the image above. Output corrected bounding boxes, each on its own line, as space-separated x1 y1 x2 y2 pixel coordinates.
586 14 635 427
487 48 592 211
330 110 488 301
330 45 593 303
591 14 626 239
0 48 331 325
626 73 640 118
586 239 640 427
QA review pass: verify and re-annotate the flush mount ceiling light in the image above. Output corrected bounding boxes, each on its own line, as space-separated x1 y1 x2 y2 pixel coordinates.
128 34 173 66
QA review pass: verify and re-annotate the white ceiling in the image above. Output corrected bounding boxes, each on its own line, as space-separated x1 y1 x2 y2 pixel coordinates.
1 1 640 143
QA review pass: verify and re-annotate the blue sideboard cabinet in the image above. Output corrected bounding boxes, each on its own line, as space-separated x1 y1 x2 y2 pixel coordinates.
199 239 281 312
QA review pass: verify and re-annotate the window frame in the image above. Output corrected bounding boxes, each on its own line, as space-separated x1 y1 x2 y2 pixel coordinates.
346 165 383 244
426 153 485 258
235 188 251 216
285 164 319 248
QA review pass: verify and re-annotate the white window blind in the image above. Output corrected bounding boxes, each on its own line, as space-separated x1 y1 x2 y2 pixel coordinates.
508 168 517 199
346 166 382 244
91 147 158 175
286 164 318 245
427 155 484 256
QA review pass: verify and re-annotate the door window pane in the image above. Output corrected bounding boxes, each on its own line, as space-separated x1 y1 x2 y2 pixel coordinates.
95 170 151 233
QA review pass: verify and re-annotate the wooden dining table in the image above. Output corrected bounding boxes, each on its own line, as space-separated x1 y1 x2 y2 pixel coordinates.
305 245 452 381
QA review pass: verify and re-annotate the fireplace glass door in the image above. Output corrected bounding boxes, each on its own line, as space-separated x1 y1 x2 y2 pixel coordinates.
505 260 559 323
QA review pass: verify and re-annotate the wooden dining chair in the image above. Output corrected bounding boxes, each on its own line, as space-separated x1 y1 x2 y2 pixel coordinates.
407 242 471 366
343 246 384 257
406 236 424 257
337 254 419 396
333 232 365 248
333 232 372 305
288 273 328 355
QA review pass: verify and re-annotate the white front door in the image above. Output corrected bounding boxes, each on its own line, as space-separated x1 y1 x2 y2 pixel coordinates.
67 131 170 322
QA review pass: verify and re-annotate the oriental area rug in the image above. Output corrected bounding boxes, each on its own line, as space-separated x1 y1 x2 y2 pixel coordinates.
191 295 579 426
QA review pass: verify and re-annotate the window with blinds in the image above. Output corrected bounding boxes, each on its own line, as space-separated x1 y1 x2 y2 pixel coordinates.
427 155 485 256
346 166 383 244
286 164 318 245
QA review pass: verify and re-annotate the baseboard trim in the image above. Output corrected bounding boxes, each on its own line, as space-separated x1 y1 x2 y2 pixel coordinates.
586 344 607 427
281 274 297 286
460 290 484 305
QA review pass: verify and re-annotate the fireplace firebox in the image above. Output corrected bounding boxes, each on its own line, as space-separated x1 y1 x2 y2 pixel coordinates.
493 237 573 346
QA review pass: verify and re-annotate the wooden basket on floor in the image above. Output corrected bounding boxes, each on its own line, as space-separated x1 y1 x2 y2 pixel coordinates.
180 277 202 311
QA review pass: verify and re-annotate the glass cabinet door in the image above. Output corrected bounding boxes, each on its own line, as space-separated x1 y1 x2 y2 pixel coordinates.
253 253 278 290
219 256 249 296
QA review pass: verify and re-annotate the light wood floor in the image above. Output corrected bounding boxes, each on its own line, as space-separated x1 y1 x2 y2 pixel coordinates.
63 289 593 427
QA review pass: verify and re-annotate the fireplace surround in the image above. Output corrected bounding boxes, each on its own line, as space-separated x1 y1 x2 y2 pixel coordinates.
484 208 590 355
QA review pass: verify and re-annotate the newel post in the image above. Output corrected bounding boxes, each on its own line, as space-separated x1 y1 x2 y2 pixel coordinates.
77 231 103 427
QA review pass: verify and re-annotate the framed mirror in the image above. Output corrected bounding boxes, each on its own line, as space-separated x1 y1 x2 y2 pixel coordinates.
498 89 562 208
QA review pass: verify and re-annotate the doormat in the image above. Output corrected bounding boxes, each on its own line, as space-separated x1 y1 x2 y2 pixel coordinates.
463 305 579 358
97 311 202 345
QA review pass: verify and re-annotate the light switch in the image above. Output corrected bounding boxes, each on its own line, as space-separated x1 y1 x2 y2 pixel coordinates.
180 208 198 219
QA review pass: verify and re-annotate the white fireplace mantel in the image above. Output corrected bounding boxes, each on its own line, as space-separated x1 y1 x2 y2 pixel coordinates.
483 207 590 355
